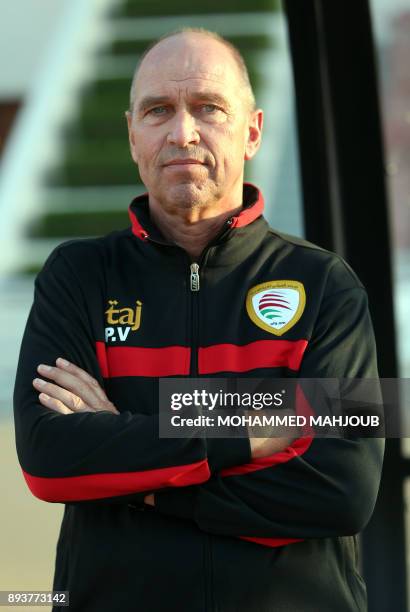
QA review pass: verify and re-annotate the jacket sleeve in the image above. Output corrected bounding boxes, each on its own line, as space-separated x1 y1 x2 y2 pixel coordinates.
13 246 250 505
154 276 385 542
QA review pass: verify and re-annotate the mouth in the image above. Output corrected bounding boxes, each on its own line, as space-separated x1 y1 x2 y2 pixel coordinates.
163 159 206 167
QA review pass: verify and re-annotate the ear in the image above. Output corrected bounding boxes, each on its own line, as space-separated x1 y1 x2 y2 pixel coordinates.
125 110 139 165
244 109 263 161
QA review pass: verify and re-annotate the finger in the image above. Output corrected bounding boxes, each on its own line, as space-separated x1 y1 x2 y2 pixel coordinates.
144 494 155 506
55 358 109 403
36 363 113 412
38 392 73 415
33 378 90 413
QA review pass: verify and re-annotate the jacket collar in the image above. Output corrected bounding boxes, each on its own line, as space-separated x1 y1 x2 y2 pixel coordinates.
128 182 264 242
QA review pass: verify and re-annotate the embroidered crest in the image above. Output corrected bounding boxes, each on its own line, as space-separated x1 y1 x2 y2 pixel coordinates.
246 280 306 336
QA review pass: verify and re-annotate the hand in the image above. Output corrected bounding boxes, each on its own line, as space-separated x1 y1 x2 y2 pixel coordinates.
32 357 119 415
249 436 297 459
144 494 155 506
248 408 300 458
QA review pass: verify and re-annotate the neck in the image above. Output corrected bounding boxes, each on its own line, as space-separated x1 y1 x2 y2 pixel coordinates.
148 188 244 260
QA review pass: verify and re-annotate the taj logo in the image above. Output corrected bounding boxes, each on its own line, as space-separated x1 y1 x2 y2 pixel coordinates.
246 280 306 336
104 299 142 343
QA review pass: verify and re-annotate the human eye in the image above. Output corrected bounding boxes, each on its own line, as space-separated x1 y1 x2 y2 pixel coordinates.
147 105 168 116
197 103 228 122
201 104 221 114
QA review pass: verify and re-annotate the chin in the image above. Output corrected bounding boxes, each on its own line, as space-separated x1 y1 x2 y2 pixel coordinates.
166 182 213 208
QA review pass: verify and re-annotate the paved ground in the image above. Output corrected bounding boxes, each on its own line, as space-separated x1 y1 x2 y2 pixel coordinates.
0 421 63 612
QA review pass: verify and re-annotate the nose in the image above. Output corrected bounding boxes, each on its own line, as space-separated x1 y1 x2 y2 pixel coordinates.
167 110 200 147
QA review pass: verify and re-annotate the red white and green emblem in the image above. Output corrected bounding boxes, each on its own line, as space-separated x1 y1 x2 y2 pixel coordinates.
246 280 306 336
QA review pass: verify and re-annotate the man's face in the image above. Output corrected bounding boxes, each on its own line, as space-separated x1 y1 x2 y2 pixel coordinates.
126 33 263 210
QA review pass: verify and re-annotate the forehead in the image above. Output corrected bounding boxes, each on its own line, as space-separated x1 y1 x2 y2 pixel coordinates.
134 34 241 100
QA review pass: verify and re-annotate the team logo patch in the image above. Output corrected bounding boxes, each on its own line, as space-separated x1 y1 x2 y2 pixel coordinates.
246 280 306 336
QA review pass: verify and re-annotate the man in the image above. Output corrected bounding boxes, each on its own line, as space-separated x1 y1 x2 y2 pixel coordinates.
14 29 384 612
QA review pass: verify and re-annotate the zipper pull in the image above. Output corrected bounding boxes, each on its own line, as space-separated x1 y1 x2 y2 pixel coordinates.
190 262 200 292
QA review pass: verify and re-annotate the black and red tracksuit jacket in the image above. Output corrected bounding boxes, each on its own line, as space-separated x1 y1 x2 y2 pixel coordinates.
14 184 384 612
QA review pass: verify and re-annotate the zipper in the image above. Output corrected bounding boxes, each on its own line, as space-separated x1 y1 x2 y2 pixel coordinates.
190 262 200 292
189 259 216 612
189 260 201 376
141 235 203 376
186 215 234 377
138 217 235 612
142 217 232 377
145 228 231 612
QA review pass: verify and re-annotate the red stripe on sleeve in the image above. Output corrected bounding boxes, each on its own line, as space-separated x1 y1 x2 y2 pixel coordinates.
224 387 316 548
198 339 308 374
220 435 313 477
22 458 210 503
220 385 316 477
95 342 191 378
240 535 303 548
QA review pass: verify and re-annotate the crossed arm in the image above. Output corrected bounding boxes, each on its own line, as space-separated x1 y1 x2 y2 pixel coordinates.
28 354 384 541
31 356 295 508
14 246 384 540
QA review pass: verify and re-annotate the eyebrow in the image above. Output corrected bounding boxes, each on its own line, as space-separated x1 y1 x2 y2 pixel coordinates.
136 91 233 113
137 96 171 113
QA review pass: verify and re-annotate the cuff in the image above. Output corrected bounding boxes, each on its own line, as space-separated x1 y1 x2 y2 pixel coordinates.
206 436 251 472
154 487 198 521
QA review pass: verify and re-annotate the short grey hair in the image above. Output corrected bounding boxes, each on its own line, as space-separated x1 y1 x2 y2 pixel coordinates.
128 28 256 114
